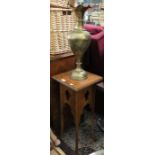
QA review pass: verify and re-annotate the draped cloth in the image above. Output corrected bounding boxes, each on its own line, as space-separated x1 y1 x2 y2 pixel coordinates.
83 24 104 78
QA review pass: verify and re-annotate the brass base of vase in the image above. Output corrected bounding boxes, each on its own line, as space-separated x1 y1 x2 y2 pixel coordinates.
70 69 87 81
70 62 87 80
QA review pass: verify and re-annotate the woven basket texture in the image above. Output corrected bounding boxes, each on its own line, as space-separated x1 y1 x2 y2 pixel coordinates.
50 0 69 8
50 0 76 8
50 7 77 55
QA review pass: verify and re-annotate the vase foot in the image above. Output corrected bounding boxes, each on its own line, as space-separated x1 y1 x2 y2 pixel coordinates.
70 69 88 81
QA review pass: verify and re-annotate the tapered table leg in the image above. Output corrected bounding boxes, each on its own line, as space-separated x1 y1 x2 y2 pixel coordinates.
74 93 83 155
90 87 96 140
75 117 79 155
60 86 64 138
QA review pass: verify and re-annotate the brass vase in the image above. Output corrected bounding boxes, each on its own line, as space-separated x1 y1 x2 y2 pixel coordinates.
68 4 91 80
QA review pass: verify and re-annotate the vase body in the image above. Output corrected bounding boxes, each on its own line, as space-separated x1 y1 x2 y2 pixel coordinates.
68 5 91 80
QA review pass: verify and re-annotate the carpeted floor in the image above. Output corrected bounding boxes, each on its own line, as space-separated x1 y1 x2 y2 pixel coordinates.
62 110 104 155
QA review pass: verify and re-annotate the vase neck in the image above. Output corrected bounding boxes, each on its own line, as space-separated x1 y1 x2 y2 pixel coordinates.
77 19 84 29
76 62 82 71
75 4 86 29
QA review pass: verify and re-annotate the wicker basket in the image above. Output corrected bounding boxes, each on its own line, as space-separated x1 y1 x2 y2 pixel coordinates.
50 0 69 8
50 7 77 55
50 0 76 8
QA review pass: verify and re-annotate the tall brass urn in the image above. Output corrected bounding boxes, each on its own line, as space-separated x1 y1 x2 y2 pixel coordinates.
68 5 91 80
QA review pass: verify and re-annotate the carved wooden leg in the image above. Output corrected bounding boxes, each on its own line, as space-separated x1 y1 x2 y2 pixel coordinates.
74 93 79 155
74 92 84 155
75 113 79 155
60 85 64 138
90 86 96 140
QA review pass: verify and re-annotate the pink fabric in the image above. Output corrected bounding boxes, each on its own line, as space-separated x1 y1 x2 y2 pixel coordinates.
84 24 104 35
91 31 104 57
82 24 104 76
84 24 104 57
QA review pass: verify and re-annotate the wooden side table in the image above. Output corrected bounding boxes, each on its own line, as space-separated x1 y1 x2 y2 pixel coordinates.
52 71 103 155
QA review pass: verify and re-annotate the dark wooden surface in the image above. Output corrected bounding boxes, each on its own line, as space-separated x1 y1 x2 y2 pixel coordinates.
50 53 76 77
50 52 74 61
50 53 76 130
